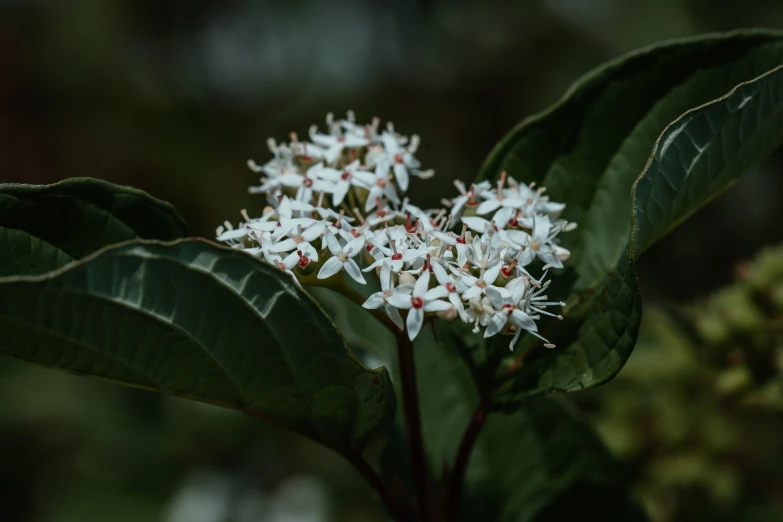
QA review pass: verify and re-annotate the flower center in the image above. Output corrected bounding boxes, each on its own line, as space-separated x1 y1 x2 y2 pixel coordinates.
529 239 541 251
394 154 403 164
391 253 403 261
303 178 313 187
351 229 361 238
376 178 386 188
341 171 351 181
338 252 349 262
476 280 487 289
293 235 304 243
503 304 514 315
411 297 423 309
445 282 456 293
296 251 309 268
337 136 345 143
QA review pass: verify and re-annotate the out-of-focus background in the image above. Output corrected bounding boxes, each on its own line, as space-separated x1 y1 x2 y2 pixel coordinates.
1 1 783 521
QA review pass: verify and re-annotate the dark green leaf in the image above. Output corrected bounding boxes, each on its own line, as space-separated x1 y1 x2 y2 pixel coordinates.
0 239 395 453
470 30 783 405
0 178 188 277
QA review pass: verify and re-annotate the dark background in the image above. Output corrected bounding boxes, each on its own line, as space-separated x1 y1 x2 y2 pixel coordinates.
1 1 782 521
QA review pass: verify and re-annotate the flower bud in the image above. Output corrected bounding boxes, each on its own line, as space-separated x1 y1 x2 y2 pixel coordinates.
399 272 416 287
555 246 571 262
437 306 458 321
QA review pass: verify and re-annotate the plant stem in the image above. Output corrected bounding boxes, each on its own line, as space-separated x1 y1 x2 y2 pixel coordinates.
445 400 489 519
445 354 529 519
344 452 413 521
397 331 430 520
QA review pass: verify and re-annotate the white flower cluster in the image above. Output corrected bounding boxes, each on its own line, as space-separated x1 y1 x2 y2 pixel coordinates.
217 112 576 348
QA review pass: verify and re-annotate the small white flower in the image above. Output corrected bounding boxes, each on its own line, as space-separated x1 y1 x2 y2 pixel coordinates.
483 282 541 350
381 131 421 191
309 123 369 165
427 260 469 319
511 215 562 268
317 160 375 206
455 262 503 300
362 262 413 330
386 270 452 340
317 231 367 284
267 223 324 260
364 161 400 212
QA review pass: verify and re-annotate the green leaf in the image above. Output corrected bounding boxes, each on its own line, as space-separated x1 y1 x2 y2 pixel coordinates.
470 30 783 406
0 178 188 277
0 239 395 453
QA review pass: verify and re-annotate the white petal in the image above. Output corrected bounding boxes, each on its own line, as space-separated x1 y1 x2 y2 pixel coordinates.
301 222 326 241
394 163 409 191
533 215 551 240
413 271 430 297
423 286 449 300
461 216 490 233
511 309 538 331
269 238 297 253
393 284 415 295
387 294 413 309
344 259 367 284
317 257 344 279
484 264 501 285
423 300 451 312
380 262 392 292
216 227 249 242
345 236 366 257
325 231 342 255
476 199 501 215
362 293 386 309
506 229 531 245
484 313 506 338
325 144 343 164
484 286 506 309
278 197 293 219
407 308 423 341
462 286 482 300
384 303 405 330
430 260 450 284
282 251 299 269
516 248 536 267
331 182 349 206
449 293 466 318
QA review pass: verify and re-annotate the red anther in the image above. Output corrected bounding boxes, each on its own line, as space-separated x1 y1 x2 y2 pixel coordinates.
296 250 310 268
411 297 423 309
501 259 518 279
503 304 514 315
391 253 403 261
394 154 403 164
445 282 456 293
341 171 351 180
351 229 361 238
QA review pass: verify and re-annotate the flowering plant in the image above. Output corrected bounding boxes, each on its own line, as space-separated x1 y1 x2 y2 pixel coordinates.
216 111 574 349
1 30 782 521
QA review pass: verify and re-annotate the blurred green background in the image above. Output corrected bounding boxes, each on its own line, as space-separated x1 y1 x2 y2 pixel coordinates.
1 1 783 520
